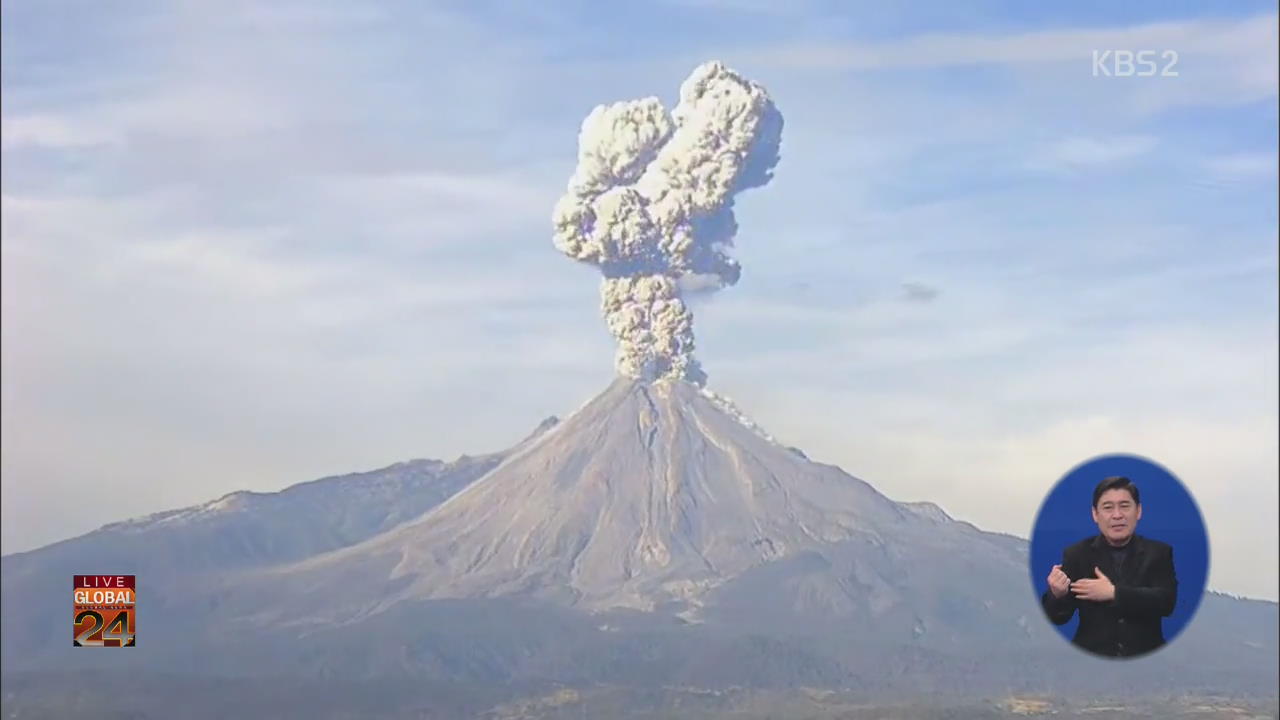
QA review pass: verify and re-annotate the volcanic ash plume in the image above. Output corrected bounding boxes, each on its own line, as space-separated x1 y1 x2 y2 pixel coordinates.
552 61 782 386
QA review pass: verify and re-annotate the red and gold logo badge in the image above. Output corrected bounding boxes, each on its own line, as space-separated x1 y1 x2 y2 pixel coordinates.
73 575 136 647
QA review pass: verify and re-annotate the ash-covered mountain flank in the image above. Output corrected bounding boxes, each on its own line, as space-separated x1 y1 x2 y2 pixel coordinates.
233 377 1026 631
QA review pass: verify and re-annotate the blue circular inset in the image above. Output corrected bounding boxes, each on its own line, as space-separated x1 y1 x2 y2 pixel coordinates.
1029 453 1209 657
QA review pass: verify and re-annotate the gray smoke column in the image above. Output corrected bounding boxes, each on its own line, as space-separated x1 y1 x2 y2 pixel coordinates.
552 61 782 386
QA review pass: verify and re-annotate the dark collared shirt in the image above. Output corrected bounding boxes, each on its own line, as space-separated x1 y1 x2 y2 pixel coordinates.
1109 537 1134 576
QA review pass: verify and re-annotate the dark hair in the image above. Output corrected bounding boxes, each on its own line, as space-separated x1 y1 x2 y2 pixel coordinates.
1093 476 1140 508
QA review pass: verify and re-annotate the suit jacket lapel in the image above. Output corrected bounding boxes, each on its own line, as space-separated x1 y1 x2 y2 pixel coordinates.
1122 535 1148 586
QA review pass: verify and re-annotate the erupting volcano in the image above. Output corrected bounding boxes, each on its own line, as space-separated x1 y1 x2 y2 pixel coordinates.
1 62 1274 719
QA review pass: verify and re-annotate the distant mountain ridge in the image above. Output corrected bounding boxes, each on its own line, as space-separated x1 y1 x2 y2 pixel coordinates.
5 415 560 573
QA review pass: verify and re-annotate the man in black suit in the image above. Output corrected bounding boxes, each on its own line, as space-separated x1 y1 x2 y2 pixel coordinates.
1041 476 1178 658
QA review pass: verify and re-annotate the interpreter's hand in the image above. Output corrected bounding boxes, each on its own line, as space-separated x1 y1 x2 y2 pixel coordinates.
1070 566 1116 602
1047 564 1070 599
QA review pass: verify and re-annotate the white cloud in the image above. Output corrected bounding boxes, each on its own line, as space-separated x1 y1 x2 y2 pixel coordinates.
129 229 339 299
230 3 387 27
307 169 564 246
1027 135 1159 172
754 15 1277 72
743 14 1277 118
101 86 297 140
0 114 120 150
655 0 805 14
1203 151 1279 184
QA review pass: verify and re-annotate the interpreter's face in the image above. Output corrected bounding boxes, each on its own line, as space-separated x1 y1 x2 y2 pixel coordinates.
1092 488 1141 546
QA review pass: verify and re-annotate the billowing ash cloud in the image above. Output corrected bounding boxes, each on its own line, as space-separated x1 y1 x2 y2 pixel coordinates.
553 61 782 386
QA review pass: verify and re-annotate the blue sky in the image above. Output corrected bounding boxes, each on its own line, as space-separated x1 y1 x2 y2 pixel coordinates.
2 1 1276 600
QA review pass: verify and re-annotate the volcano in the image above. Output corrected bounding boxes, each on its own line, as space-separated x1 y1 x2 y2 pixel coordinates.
3 377 1276 719
227 378 1028 632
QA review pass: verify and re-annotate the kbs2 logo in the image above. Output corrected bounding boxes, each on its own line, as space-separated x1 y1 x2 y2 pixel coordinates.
1092 50 1180 77
73 575 136 647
